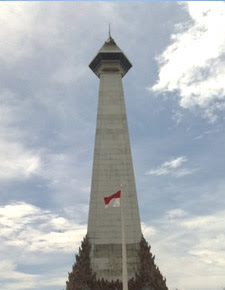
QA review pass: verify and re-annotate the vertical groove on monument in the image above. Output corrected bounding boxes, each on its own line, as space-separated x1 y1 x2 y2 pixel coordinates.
66 36 168 290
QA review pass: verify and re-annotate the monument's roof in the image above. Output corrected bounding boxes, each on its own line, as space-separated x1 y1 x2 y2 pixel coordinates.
98 36 123 54
89 36 132 77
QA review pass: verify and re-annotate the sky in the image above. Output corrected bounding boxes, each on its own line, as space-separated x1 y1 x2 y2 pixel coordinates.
0 2 225 290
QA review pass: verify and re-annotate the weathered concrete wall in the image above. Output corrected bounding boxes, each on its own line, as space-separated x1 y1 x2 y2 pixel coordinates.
90 243 140 281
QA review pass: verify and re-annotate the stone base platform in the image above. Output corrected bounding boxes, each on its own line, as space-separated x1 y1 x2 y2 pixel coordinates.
66 236 168 290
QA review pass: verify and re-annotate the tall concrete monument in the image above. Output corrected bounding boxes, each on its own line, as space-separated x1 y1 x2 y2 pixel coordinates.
66 35 168 290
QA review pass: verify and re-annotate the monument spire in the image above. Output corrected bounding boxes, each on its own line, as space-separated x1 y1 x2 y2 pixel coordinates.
109 23 111 38
66 35 169 290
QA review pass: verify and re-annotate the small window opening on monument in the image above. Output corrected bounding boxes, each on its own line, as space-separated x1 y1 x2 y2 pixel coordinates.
65 34 168 290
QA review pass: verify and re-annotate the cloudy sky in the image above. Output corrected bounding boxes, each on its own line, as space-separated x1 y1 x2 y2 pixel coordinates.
1 2 225 290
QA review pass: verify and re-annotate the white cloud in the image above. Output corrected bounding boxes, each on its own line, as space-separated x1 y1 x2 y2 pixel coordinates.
0 202 86 253
0 2 117 66
141 222 157 238
166 208 186 219
0 90 40 180
181 212 225 233
0 202 86 289
0 259 67 290
0 140 40 180
163 156 187 168
145 156 196 177
143 209 225 290
0 259 38 283
0 3 63 65
150 2 225 122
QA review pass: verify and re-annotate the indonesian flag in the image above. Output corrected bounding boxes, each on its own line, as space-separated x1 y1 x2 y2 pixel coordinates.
104 190 121 208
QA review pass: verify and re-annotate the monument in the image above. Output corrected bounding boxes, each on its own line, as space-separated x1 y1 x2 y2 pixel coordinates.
66 34 168 290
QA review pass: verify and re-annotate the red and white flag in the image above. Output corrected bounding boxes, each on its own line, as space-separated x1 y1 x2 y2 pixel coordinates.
104 190 121 208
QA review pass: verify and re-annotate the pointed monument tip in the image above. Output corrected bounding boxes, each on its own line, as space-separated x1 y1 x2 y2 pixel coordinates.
105 36 116 45
105 23 116 45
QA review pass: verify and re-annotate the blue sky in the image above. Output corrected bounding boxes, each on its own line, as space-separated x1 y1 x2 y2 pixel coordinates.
0 2 225 290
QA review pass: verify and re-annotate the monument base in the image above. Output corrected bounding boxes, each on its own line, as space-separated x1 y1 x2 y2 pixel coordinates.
66 236 168 290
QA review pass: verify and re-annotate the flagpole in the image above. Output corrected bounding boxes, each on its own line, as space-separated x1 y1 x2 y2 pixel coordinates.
120 184 128 290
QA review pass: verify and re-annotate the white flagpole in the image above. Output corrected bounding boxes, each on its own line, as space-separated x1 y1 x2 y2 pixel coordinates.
120 184 128 290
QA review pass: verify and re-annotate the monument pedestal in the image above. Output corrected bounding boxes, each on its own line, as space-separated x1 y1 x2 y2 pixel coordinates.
66 236 168 290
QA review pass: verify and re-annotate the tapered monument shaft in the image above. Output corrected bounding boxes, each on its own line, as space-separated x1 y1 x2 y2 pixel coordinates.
88 36 142 281
66 35 169 290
